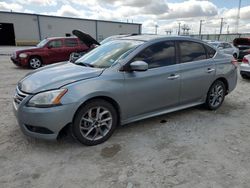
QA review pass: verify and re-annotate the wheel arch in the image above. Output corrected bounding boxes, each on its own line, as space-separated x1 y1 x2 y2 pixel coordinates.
72 96 121 125
29 55 43 64
211 77 229 95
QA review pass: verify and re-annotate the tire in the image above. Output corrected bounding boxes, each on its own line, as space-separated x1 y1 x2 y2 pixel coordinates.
233 53 238 59
72 99 118 146
29 57 42 69
205 80 226 110
241 74 249 79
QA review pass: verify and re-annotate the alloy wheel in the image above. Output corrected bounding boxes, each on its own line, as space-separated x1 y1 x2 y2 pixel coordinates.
29 58 42 69
208 84 224 108
79 106 112 141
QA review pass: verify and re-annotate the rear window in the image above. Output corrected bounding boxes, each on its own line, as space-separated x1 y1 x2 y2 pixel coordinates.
179 41 206 63
65 38 78 47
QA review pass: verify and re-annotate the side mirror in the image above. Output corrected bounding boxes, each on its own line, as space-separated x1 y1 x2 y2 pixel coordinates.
129 61 148 72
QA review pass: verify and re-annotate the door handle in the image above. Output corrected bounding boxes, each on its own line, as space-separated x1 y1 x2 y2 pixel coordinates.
206 68 215 73
168 74 180 80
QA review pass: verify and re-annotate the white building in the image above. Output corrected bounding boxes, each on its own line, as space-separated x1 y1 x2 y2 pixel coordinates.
0 11 141 46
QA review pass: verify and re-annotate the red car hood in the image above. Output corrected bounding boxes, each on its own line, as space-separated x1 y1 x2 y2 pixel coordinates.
15 47 42 54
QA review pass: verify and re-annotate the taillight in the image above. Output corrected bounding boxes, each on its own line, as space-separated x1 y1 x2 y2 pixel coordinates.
231 59 238 67
242 57 249 64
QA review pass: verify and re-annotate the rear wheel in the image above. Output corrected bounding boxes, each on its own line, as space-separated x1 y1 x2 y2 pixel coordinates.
241 74 249 79
29 57 42 69
205 80 226 110
72 99 118 146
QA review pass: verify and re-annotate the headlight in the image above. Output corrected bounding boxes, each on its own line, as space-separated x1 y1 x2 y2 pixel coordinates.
19 53 28 58
27 89 68 107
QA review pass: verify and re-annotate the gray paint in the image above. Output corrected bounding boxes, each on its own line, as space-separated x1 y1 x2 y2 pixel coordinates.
13 35 238 140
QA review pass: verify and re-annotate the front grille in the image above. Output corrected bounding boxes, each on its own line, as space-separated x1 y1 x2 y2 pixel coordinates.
14 87 28 105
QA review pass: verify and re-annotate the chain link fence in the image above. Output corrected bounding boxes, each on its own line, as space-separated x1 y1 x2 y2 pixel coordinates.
190 33 250 43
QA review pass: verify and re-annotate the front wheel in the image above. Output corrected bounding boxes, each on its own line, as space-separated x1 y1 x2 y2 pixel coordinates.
205 80 226 110
29 57 42 69
72 99 118 146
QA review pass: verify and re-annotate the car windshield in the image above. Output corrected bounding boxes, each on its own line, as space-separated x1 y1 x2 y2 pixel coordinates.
75 40 143 68
100 37 115 45
37 39 49 47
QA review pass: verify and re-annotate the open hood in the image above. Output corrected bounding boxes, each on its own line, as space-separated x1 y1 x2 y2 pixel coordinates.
72 30 100 47
233 38 250 46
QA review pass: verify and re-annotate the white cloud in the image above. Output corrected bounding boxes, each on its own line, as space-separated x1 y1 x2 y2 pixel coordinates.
159 0 218 19
0 2 23 12
223 5 250 20
2 0 250 34
16 0 57 6
56 4 81 17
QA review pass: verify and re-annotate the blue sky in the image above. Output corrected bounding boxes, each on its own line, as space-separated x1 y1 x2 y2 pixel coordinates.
0 0 250 34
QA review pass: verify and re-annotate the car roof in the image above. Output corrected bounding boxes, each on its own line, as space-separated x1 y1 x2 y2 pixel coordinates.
46 37 78 40
116 34 203 43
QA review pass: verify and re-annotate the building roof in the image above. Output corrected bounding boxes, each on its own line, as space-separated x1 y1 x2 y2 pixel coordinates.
0 11 141 26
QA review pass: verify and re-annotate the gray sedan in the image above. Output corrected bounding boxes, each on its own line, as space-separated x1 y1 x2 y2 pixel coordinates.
13 35 238 145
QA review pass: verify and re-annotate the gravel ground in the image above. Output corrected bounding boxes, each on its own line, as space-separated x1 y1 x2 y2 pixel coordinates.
0 49 250 188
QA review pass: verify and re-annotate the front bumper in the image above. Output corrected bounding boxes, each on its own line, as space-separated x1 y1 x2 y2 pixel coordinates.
11 57 29 66
13 92 77 140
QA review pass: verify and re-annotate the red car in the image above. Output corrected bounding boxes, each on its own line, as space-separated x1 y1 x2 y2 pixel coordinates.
11 37 89 69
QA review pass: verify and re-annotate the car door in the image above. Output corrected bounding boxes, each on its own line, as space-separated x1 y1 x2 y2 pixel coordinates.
46 39 65 63
178 41 216 105
224 43 234 55
123 41 180 118
64 38 80 60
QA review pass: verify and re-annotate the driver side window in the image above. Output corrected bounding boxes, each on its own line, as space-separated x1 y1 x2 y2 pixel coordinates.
131 41 176 69
48 40 62 48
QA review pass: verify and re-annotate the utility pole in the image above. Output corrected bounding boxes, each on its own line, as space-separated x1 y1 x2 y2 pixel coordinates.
199 20 204 37
155 24 158 35
178 22 181 35
227 25 230 34
219 18 224 35
235 0 241 33
181 24 190 35
219 18 226 41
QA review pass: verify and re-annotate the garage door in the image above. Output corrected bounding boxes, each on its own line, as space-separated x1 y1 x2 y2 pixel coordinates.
0 23 15 46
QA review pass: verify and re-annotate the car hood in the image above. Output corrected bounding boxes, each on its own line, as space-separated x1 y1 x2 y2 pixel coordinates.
16 47 41 54
233 38 250 46
18 62 104 94
72 30 100 47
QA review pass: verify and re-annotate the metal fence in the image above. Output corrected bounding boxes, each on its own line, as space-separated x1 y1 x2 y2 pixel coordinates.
190 33 250 43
